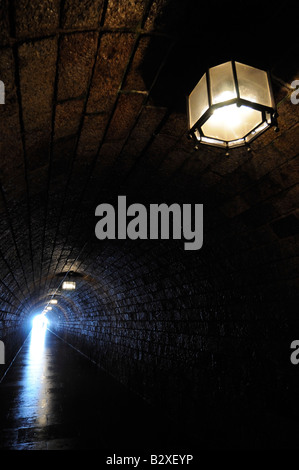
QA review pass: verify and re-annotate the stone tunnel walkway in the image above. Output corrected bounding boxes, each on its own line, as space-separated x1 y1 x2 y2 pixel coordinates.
0 328 188 450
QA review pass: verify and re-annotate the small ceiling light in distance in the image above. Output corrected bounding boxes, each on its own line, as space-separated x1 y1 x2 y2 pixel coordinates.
62 281 76 290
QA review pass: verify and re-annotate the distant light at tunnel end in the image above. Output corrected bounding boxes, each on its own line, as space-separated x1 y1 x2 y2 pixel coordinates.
32 313 48 330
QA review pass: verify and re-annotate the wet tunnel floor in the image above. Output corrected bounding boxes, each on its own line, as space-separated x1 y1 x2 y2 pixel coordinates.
0 329 189 450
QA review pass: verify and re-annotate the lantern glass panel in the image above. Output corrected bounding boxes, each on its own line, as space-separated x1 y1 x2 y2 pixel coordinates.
188 73 209 129
210 61 237 105
245 121 268 143
236 62 272 107
201 104 262 141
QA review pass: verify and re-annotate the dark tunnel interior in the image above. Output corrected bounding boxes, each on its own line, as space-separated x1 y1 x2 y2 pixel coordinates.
0 0 298 452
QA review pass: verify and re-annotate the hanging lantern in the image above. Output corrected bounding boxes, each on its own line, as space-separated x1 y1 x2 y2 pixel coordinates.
187 61 278 152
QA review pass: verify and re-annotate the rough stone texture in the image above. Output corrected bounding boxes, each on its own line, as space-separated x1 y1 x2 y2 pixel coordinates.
104 0 148 29
57 32 98 101
0 48 25 198
0 0 10 45
18 38 57 169
0 0 298 449
61 0 104 29
86 32 136 114
15 0 60 38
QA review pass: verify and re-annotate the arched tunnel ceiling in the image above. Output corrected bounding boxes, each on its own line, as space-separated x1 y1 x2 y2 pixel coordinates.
0 0 298 325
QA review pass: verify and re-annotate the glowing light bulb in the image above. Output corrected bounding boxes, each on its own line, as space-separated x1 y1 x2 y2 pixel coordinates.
203 103 261 142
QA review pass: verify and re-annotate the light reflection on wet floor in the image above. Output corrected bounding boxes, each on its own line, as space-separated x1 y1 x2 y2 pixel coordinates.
14 318 49 428
0 328 187 450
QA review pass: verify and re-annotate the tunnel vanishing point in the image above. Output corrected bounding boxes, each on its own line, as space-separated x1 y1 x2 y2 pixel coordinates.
0 0 298 451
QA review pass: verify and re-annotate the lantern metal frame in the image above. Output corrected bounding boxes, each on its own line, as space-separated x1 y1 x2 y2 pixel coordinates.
187 60 278 152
